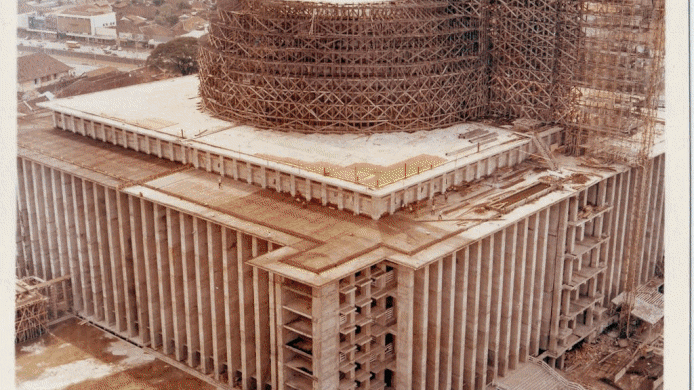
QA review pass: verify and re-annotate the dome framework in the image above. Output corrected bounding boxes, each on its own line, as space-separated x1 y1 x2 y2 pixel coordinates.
199 0 488 133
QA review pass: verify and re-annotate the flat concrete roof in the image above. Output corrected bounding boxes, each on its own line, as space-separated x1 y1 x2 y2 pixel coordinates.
19 110 625 285
41 76 528 191
18 113 182 187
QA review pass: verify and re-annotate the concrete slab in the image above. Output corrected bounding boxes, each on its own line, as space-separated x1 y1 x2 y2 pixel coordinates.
40 76 527 190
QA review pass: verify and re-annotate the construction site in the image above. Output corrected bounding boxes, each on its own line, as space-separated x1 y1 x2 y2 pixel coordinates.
15 0 666 389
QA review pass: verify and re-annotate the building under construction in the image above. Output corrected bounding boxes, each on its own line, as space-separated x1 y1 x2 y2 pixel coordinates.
16 0 665 389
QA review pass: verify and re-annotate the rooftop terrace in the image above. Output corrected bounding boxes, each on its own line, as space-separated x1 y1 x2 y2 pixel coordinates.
40 76 565 218
20 110 628 285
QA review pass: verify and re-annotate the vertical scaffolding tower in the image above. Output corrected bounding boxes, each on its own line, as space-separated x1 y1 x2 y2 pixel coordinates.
567 0 665 335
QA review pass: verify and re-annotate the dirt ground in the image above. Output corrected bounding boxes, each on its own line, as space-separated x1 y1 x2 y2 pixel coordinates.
15 317 217 390
562 329 663 390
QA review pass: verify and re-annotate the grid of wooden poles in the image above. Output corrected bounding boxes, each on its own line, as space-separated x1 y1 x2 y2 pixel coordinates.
569 0 665 164
15 275 73 343
16 277 49 343
199 0 663 145
199 0 489 133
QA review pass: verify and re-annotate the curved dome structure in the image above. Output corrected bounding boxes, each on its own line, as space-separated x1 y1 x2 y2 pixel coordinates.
198 0 486 133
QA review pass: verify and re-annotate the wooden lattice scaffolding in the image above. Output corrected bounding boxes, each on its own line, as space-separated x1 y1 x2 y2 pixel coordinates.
15 275 73 343
16 277 48 343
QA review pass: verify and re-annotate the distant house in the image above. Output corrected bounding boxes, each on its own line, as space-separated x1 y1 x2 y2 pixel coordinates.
140 24 175 47
17 53 73 93
172 15 208 37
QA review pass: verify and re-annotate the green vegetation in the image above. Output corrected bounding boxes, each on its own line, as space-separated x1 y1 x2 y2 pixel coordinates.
146 37 200 75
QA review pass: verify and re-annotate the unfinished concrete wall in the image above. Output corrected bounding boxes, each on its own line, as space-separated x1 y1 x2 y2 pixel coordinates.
15 151 664 390
16 156 280 390
396 153 664 390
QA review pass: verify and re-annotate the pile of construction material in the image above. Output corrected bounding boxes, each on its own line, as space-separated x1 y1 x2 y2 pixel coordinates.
15 277 48 343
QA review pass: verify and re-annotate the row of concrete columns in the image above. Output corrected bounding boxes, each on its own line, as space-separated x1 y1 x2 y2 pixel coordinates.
15 152 664 390
16 156 280 390
394 154 664 390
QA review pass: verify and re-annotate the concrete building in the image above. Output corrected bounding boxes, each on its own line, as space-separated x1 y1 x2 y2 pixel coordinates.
16 0 665 389
17 52 73 93
56 4 116 36
17 75 664 390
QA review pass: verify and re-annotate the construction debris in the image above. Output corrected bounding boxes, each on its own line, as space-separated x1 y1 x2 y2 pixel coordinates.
16 277 48 343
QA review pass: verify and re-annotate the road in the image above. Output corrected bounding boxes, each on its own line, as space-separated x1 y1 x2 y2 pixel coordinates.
18 37 150 60
18 50 141 74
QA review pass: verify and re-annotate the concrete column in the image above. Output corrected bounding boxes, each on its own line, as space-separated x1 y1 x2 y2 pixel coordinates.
222 228 241 385
426 260 444 390
194 219 212 374
439 254 457 390
312 281 340 390
452 247 469 390
166 208 186 360
208 222 225 380
396 266 415 390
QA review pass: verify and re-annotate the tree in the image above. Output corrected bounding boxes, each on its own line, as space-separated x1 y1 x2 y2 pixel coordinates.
165 14 179 26
146 37 200 75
